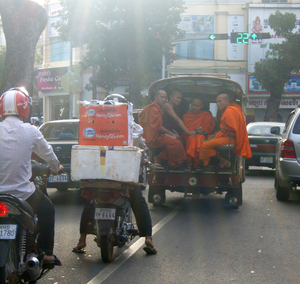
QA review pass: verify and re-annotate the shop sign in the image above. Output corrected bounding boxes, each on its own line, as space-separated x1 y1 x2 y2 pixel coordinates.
248 74 300 94
37 67 68 91
247 98 299 109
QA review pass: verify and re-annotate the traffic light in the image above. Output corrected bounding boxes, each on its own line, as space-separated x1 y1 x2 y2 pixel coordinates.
230 32 249 44
250 33 271 40
230 32 271 43
209 34 229 40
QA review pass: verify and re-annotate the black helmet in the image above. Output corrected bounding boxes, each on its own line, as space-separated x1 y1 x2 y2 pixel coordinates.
104 94 128 103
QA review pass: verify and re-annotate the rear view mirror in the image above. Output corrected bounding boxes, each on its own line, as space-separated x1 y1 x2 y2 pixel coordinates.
270 126 280 135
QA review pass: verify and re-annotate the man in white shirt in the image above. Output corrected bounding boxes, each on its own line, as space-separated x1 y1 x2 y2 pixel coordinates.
0 87 63 266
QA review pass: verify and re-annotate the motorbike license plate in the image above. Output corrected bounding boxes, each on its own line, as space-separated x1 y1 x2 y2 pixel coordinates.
48 173 68 183
94 208 116 220
0 224 17 240
260 157 273 163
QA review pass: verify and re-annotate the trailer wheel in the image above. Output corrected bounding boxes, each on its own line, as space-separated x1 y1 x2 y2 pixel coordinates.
148 185 166 205
225 183 242 208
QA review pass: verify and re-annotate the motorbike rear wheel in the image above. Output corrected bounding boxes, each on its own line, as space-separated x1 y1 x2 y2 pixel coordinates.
100 234 114 263
0 241 19 284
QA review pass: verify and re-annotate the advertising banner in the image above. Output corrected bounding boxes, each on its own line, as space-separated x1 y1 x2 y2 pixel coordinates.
37 67 68 91
227 15 244 60
247 97 300 109
248 7 300 72
248 74 300 94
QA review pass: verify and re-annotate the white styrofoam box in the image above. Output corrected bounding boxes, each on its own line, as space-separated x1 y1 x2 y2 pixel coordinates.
71 145 141 183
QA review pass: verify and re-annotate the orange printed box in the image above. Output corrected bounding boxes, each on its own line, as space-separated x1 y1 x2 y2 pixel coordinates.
80 103 128 124
78 121 130 146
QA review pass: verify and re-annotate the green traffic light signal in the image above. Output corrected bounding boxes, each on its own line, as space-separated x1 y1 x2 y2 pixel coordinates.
209 34 229 40
230 32 271 43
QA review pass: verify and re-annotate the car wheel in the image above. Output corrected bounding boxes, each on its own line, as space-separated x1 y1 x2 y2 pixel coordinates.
148 185 166 205
276 182 290 201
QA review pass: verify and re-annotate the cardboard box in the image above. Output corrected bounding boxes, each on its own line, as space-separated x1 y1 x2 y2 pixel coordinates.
78 100 133 146
78 121 133 146
71 145 141 183
80 103 129 124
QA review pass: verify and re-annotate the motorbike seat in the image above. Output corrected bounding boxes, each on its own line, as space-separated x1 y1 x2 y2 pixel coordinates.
18 199 34 217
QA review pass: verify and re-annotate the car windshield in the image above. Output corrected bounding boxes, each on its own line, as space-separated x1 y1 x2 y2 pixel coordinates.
247 124 284 136
40 121 79 141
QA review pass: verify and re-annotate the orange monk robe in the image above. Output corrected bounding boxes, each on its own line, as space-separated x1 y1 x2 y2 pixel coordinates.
183 110 215 167
199 106 252 166
139 101 186 168
230 101 242 110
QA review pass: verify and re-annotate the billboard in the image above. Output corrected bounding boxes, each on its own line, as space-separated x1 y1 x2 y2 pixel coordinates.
248 74 300 94
248 7 300 73
37 67 68 91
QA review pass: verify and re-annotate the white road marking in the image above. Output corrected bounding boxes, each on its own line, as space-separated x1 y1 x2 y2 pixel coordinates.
87 202 183 284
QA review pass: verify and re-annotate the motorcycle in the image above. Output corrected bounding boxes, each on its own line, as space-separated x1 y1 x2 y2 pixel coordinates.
0 162 54 284
80 182 140 263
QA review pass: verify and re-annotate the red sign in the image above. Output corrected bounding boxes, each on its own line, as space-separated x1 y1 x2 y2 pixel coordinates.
37 67 68 91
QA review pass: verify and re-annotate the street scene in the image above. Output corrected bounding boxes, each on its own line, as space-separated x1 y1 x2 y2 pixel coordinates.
37 168 300 284
2 0 300 283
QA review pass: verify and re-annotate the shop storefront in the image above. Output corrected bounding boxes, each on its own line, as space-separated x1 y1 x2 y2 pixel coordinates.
37 67 70 121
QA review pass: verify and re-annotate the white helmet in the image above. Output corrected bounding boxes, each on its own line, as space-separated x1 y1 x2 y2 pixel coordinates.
0 87 32 118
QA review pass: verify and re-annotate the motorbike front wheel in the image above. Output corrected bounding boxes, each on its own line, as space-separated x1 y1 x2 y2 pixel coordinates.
100 234 114 263
0 241 19 284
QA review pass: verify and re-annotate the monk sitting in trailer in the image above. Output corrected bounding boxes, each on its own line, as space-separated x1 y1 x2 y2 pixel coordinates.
139 89 187 169
199 92 252 168
182 97 215 170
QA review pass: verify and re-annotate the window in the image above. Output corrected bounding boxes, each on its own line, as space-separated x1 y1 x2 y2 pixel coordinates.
40 122 79 141
50 37 70 62
175 35 214 60
292 113 300 134
262 0 287 3
176 15 215 61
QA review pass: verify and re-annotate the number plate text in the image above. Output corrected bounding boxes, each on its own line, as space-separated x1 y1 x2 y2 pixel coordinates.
0 224 17 240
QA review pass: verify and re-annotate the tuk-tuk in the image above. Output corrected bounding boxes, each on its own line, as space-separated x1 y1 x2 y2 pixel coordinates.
146 75 247 208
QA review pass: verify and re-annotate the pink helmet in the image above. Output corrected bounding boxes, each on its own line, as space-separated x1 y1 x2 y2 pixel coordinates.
0 87 32 118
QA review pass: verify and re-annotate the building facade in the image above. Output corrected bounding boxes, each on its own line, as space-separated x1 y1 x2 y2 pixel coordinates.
37 0 300 122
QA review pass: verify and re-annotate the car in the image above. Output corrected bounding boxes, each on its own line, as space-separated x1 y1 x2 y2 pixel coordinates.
32 119 80 191
246 122 285 170
275 106 300 201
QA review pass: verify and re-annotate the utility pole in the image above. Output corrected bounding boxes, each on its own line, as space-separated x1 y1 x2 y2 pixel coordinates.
69 43 73 119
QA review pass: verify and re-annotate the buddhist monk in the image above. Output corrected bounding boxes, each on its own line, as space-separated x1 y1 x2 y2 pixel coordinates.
215 92 242 130
162 89 195 137
199 92 252 168
183 97 215 169
139 89 187 169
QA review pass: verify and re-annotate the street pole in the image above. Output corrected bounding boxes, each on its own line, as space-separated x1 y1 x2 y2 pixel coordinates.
69 43 73 119
162 47 165 79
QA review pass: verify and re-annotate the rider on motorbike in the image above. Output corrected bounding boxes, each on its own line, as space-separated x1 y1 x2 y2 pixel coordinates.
0 87 64 266
72 94 157 255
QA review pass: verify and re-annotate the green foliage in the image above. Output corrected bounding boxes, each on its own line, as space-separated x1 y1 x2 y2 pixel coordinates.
59 0 185 106
253 10 300 121
254 58 290 95
269 10 296 37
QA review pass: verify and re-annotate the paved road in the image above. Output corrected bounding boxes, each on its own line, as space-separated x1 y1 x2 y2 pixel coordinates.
38 168 300 284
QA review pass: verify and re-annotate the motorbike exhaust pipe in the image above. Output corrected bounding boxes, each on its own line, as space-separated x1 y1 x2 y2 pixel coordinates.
25 255 40 281
116 235 127 247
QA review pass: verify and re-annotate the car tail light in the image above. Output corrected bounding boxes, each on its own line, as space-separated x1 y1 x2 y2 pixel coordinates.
0 202 9 216
281 139 296 158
